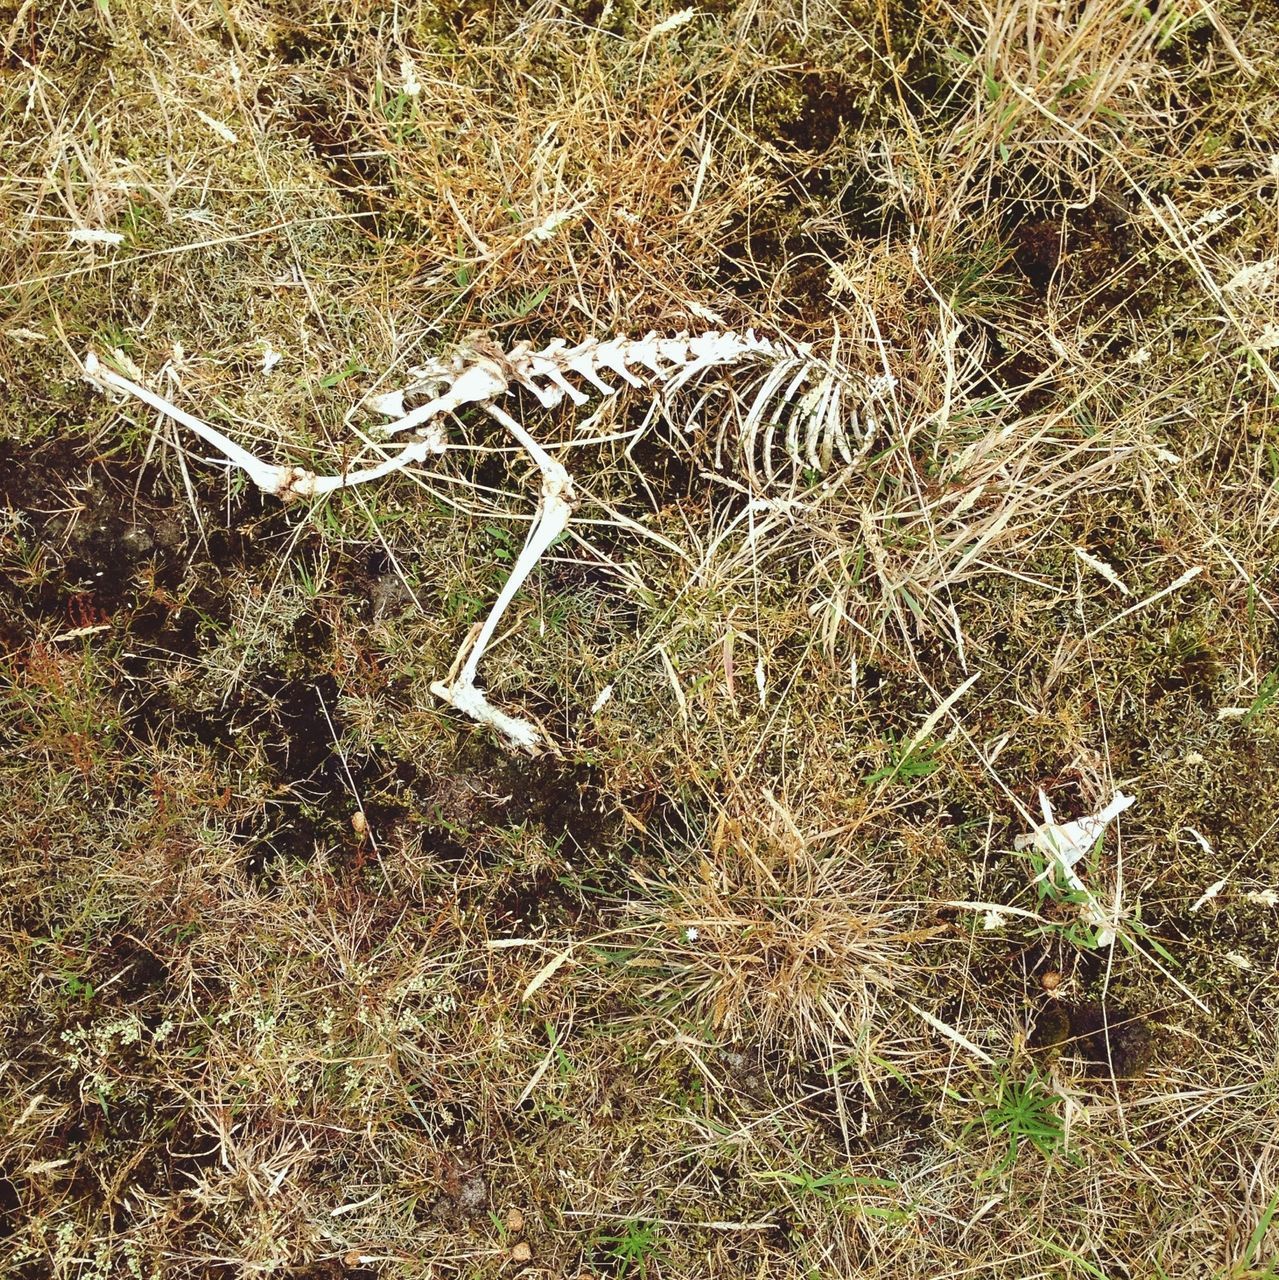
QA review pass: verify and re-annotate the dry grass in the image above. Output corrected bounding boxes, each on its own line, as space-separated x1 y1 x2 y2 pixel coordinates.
2 1 1278 1278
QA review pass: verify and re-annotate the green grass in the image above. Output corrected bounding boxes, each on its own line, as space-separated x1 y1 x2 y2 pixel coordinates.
1 0 1278 1277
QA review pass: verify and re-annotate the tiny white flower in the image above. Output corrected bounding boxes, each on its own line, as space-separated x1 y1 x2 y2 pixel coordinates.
1252 322 1279 351
524 209 575 243
400 55 421 98
1224 258 1277 294
643 8 696 42
683 926 700 943
1193 205 1229 229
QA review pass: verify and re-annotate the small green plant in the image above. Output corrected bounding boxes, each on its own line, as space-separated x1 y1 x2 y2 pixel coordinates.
482 521 517 564
1244 670 1278 725
488 283 552 321
60 971 95 1006
1130 0 1199 49
443 581 486 627
1016 833 1109 949
865 735 940 786
1215 1189 1279 1279
594 1219 663 1278
452 237 472 290
752 1168 908 1219
315 357 368 390
965 1066 1066 1180
1019 833 1177 964
292 556 329 600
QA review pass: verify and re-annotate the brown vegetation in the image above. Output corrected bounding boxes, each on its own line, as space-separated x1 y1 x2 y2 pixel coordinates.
1 1 1277 1276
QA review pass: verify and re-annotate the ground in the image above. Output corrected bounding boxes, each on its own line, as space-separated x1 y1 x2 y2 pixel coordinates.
1 1 1278 1277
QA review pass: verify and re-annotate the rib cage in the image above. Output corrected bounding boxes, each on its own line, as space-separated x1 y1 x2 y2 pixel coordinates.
366 328 895 487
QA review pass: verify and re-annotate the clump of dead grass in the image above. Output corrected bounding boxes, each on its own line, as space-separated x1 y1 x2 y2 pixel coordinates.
619 796 932 1076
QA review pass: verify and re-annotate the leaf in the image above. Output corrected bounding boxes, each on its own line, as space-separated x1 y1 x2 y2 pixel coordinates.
317 358 367 389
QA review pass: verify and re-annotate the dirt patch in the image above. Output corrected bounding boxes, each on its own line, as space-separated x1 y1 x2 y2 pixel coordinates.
1030 999 1153 1078
283 92 395 238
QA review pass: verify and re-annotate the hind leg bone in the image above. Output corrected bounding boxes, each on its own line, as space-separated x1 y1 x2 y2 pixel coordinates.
429 401 575 753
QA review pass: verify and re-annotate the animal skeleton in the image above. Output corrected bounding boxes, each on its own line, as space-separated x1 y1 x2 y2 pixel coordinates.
83 328 896 752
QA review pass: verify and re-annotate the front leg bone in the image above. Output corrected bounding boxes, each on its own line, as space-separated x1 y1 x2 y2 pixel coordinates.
82 352 448 499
